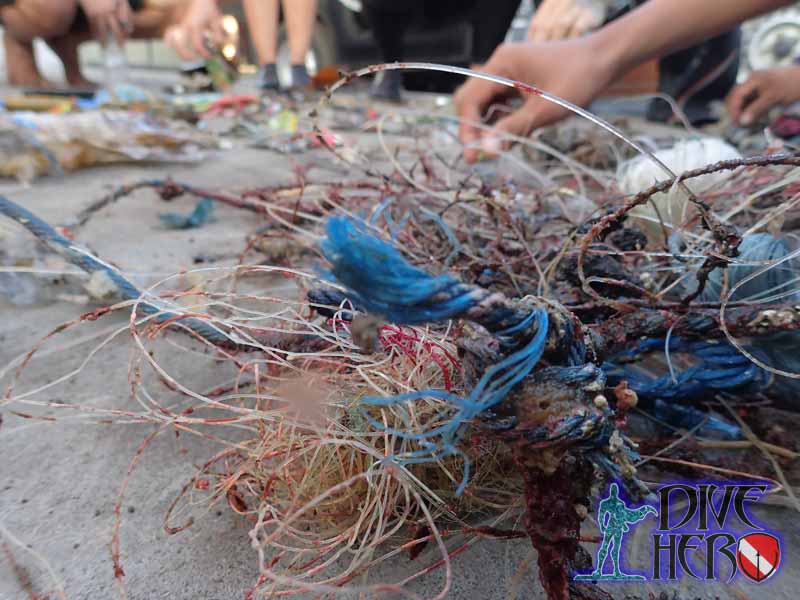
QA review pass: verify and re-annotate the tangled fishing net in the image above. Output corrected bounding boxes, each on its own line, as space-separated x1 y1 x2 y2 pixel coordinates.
3 63 800 599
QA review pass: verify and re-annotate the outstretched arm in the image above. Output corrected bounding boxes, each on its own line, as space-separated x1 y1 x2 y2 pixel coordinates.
599 0 790 76
629 505 657 524
455 0 794 162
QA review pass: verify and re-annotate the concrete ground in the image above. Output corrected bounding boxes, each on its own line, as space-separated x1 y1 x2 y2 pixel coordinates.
0 74 798 600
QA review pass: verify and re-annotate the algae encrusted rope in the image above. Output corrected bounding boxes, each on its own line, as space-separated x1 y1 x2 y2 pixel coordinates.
314 215 800 485
318 216 630 492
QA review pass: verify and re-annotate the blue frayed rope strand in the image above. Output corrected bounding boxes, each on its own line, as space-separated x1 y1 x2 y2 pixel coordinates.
602 337 767 439
361 307 549 495
604 337 769 402
320 216 535 339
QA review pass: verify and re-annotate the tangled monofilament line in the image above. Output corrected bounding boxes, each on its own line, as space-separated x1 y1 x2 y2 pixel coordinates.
2 261 527 597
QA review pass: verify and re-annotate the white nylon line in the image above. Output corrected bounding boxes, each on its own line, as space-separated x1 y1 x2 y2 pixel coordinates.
739 538 776 578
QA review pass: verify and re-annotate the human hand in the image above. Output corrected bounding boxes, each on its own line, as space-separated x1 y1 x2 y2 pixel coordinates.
528 0 606 42
164 0 224 60
454 37 616 163
726 65 800 126
79 0 133 43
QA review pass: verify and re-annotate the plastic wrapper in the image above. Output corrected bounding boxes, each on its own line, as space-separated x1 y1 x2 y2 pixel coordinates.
0 125 57 182
0 110 220 181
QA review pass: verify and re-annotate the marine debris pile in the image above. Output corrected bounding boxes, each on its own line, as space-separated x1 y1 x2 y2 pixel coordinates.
2 65 800 599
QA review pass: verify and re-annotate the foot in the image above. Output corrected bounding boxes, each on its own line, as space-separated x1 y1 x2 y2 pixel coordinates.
3 32 50 88
64 72 97 90
258 63 280 91
286 63 311 91
370 71 403 102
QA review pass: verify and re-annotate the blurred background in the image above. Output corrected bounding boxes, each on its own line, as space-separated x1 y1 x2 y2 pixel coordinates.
5 1 800 93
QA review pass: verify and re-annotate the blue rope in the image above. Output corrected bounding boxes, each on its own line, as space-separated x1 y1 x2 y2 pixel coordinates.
321 216 482 325
159 197 214 230
602 338 767 439
601 232 800 437
0 196 232 346
604 337 768 401
517 364 614 449
319 217 634 493
320 216 534 338
317 219 800 484
701 233 800 398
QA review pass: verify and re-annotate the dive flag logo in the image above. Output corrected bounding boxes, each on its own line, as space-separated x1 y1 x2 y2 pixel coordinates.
736 533 780 582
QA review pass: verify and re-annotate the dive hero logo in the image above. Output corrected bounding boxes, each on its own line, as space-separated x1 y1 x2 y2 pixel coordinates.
652 483 781 583
574 482 782 584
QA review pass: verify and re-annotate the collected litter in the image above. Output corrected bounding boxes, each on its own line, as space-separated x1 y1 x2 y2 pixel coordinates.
0 110 219 182
2 63 800 600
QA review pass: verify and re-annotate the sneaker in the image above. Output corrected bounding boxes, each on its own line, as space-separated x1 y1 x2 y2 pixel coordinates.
287 64 311 91
258 63 280 92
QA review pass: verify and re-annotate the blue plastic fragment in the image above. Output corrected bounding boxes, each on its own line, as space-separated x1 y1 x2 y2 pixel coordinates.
159 197 214 230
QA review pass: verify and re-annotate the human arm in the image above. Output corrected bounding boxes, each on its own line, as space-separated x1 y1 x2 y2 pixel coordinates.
456 0 794 162
726 65 800 125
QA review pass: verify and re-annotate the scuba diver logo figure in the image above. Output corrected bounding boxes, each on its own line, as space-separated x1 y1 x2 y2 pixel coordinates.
574 483 657 581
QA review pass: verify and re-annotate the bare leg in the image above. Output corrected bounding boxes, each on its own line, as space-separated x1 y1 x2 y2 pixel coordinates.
46 29 94 88
281 0 316 65
2 33 48 87
1 0 80 86
243 0 279 65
